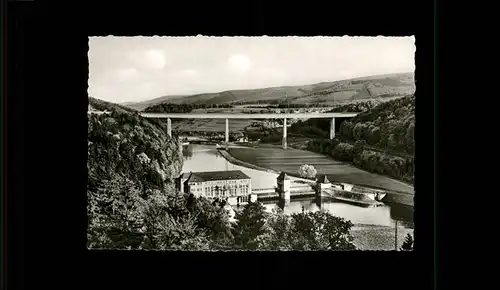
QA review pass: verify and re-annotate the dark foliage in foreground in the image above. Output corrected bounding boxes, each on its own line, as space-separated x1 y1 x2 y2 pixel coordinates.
88 183 357 250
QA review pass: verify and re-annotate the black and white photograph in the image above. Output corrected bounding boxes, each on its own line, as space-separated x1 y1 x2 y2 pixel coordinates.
87 36 415 251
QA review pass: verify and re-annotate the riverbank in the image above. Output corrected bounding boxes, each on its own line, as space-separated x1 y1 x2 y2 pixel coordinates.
351 224 413 251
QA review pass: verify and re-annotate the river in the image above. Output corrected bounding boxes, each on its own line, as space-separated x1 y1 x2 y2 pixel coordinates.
182 144 414 229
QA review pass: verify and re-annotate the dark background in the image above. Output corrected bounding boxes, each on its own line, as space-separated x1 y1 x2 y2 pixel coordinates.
5 1 439 289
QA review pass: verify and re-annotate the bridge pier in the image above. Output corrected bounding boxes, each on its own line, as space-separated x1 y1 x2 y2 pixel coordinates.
225 118 229 143
167 118 172 137
282 118 287 150
330 117 335 139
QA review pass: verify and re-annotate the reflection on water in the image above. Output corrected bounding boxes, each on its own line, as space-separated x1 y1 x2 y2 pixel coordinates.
182 144 414 229
182 144 194 160
389 204 414 228
261 197 413 228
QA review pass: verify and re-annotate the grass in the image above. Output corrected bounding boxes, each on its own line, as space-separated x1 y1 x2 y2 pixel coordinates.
226 146 414 194
352 86 372 100
351 224 413 251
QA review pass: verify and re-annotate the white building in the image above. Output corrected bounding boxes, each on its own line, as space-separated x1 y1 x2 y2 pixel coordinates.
180 170 252 202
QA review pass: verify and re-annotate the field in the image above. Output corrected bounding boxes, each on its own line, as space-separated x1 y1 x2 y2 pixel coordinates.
226 146 414 194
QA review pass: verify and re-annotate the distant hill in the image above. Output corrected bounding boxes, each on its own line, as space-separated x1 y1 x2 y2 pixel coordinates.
89 96 138 114
121 95 187 111
121 72 415 111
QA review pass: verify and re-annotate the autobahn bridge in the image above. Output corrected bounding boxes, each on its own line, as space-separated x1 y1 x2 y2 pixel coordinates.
141 112 359 150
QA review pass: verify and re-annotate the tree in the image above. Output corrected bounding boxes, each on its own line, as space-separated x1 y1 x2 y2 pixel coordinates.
87 174 147 250
298 164 317 179
290 211 356 250
400 233 414 251
405 122 415 155
141 190 171 249
353 140 366 155
154 212 211 250
257 210 357 251
256 207 295 250
232 202 268 249
189 196 234 248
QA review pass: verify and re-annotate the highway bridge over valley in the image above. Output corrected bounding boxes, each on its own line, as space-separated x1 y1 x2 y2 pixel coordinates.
141 112 359 150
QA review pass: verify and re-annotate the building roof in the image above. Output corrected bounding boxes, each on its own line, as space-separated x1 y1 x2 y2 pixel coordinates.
277 172 291 181
185 170 251 183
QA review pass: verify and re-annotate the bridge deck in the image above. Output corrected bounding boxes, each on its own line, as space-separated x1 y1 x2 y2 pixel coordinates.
141 112 358 119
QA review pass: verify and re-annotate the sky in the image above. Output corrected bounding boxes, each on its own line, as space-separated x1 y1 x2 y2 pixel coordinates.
88 36 415 104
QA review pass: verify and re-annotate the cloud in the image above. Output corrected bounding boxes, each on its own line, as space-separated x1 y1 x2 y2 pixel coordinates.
227 54 252 73
255 67 288 78
144 49 166 69
116 68 138 81
126 49 167 70
177 69 199 77
339 70 353 78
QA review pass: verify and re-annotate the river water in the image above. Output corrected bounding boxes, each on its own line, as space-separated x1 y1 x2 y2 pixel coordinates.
182 144 414 229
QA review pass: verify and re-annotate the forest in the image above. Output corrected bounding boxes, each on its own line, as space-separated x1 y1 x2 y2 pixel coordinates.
143 103 233 113
329 100 381 112
337 95 415 155
87 98 357 250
